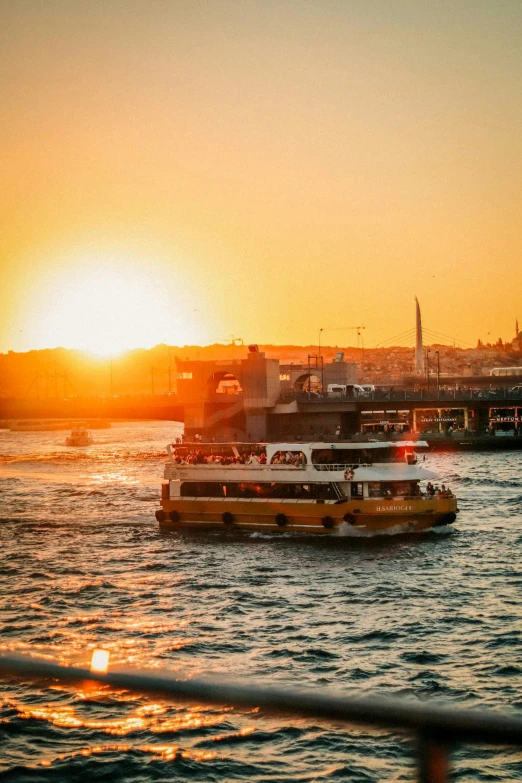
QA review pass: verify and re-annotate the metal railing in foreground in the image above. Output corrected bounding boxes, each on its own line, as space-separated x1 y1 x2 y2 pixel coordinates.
1 652 522 783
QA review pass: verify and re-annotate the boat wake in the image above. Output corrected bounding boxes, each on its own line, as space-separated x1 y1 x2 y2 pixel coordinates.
245 523 456 541
336 521 456 538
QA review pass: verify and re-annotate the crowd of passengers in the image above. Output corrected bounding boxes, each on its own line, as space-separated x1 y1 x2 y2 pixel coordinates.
365 480 453 499
171 447 308 466
425 482 454 498
172 449 265 465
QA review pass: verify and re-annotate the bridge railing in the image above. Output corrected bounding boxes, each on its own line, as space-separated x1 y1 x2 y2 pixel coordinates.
1 652 521 783
279 387 522 404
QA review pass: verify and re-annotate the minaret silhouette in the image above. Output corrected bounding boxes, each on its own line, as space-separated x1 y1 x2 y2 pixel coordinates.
415 297 424 375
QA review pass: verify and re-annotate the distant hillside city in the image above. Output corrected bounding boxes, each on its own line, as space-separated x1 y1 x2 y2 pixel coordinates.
1 334 522 398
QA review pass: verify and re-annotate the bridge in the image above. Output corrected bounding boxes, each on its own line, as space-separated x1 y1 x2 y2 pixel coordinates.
2 347 522 443
268 387 522 442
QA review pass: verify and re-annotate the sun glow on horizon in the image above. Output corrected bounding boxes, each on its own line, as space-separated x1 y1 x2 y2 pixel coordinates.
22 258 208 355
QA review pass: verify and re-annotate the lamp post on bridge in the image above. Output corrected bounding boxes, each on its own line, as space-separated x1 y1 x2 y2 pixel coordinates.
426 350 440 394
318 325 365 364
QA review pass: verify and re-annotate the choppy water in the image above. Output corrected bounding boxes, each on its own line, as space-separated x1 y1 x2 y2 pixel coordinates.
1 421 522 782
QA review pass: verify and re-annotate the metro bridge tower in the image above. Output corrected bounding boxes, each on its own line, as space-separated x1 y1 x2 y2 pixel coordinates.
414 297 425 375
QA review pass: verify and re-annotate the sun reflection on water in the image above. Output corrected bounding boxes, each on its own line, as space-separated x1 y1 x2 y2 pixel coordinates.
89 471 140 485
39 742 221 767
15 700 231 737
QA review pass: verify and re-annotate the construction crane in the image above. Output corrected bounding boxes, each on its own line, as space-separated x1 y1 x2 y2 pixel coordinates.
222 335 244 346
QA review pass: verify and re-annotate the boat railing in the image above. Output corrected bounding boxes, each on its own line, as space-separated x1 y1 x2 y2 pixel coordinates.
0 652 521 783
313 462 371 471
166 462 307 470
167 462 375 472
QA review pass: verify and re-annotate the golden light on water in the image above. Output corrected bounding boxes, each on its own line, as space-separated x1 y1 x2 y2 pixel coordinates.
39 742 220 767
15 700 232 737
90 648 110 674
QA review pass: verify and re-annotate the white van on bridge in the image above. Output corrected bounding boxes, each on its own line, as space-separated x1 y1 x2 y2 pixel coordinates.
326 384 368 398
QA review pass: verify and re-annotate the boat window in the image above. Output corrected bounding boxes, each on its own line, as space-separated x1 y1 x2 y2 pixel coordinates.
180 481 338 499
180 482 226 497
368 481 419 498
311 448 389 466
368 482 381 498
269 450 306 466
351 482 364 499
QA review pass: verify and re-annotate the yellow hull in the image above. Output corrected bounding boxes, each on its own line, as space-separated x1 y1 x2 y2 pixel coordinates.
156 497 458 534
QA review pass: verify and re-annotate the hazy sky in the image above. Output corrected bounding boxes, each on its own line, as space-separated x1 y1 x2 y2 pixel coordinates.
1 0 521 354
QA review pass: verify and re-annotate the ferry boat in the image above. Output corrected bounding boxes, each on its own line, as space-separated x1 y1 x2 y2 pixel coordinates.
65 427 94 447
155 441 458 534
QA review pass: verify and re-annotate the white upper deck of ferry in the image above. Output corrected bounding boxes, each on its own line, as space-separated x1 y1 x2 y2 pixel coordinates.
164 440 438 483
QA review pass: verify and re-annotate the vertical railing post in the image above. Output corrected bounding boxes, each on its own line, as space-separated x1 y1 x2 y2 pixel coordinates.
417 732 450 783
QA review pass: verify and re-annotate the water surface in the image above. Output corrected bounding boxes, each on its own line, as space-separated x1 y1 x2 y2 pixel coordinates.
1 422 521 781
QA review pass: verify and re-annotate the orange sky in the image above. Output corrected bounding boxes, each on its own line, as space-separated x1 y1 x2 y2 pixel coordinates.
1 1 522 355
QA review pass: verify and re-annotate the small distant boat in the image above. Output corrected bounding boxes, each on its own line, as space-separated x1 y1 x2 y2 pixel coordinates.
65 427 94 447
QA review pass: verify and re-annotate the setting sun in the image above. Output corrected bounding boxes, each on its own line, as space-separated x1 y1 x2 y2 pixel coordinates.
40 268 167 356
20 255 212 355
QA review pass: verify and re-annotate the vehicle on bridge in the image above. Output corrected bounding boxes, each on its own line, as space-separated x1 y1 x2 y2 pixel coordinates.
326 383 368 398
155 441 458 535
490 367 522 377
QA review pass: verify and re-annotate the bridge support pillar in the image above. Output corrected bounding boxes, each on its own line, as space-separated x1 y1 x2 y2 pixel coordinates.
245 412 267 442
340 410 360 436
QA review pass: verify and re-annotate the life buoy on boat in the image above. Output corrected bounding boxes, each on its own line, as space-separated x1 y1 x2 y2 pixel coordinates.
155 509 166 523
169 510 180 523
343 513 356 525
222 511 234 525
322 515 335 529
344 468 354 480
275 513 287 527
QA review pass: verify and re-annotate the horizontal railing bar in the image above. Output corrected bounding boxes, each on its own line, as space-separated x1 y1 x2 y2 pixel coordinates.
1 653 522 745
167 464 306 470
